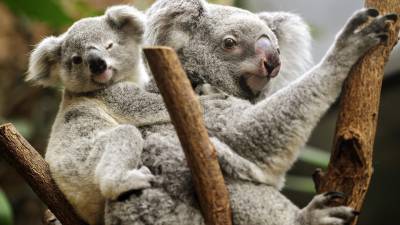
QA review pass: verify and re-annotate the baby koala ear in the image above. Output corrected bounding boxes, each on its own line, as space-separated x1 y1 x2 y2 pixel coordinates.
106 5 146 41
26 36 62 87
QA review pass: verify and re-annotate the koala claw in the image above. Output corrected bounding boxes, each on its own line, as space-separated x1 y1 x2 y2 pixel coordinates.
126 166 156 190
343 8 379 33
101 166 155 201
324 191 346 201
334 8 398 65
298 193 358 225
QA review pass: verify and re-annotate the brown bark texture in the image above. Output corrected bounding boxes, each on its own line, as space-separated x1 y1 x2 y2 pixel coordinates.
144 47 233 225
313 1 400 224
0 123 87 225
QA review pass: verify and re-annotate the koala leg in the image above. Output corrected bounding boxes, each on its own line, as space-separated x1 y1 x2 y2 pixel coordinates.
94 125 155 200
213 9 397 184
297 192 358 225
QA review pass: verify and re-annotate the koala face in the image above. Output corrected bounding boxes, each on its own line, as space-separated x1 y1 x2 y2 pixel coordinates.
27 6 146 93
146 1 281 99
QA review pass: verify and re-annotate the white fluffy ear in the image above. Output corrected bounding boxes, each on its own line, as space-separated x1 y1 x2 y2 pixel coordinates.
106 5 146 41
27 36 62 87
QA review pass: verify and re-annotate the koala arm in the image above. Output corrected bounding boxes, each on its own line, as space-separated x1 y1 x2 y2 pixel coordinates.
48 100 154 201
93 124 154 200
211 9 393 187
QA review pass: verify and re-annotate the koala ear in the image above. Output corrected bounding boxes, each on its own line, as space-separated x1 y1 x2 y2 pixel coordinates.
27 36 62 87
145 0 207 46
106 5 146 41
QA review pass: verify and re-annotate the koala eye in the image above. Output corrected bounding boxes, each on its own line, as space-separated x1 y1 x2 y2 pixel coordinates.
106 42 113 50
223 37 238 50
72 55 83 65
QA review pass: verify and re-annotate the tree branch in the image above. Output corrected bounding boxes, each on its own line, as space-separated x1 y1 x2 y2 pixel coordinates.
144 47 233 225
313 2 400 224
0 123 87 225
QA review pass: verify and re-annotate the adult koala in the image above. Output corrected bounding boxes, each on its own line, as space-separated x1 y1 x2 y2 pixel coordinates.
105 1 397 225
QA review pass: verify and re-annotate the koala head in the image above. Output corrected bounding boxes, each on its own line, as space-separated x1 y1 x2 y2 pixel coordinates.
27 5 146 93
146 0 281 99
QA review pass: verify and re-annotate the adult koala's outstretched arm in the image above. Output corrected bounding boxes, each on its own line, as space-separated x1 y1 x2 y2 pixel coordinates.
213 9 397 187
27 6 154 225
146 0 397 188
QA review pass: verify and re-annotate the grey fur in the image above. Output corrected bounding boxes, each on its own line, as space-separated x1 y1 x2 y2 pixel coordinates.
28 5 156 225
105 2 395 225
28 1 396 225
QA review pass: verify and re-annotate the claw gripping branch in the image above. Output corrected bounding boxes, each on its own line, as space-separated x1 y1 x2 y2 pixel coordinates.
313 1 400 225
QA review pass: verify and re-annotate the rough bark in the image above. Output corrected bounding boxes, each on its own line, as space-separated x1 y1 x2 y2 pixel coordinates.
0 123 87 225
144 47 233 225
313 1 400 224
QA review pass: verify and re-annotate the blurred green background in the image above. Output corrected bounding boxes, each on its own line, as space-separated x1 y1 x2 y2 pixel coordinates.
0 1 398 225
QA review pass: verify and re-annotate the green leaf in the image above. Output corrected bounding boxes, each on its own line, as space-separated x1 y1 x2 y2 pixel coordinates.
299 145 330 168
0 190 13 225
2 0 72 27
285 175 315 193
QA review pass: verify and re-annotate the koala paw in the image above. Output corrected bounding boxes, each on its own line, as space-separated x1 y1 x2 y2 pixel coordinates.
336 8 398 56
101 166 155 201
298 192 359 225
125 166 155 189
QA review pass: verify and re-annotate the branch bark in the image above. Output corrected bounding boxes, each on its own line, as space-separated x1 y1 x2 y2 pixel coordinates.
0 123 87 225
144 47 232 225
313 2 400 224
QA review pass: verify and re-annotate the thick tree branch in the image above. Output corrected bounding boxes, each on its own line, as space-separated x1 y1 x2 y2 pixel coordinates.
144 47 233 225
313 1 400 224
0 123 87 225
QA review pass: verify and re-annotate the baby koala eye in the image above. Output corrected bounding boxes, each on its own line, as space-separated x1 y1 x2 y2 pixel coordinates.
223 37 238 49
72 55 83 65
106 42 113 50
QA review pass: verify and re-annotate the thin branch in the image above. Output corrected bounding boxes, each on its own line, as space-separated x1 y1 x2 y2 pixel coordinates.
0 123 87 225
144 47 233 225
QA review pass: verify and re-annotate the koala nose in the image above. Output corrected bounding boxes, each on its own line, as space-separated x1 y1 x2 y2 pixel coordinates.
88 55 107 75
255 37 281 78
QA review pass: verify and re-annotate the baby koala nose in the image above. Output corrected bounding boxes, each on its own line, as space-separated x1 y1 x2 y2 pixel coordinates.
88 55 107 75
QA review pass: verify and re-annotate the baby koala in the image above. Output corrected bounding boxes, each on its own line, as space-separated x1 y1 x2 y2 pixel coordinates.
27 6 154 225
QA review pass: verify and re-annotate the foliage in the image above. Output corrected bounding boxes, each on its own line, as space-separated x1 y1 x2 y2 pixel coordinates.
285 175 315 193
300 145 330 169
0 190 12 225
284 146 329 193
0 117 34 140
2 0 72 27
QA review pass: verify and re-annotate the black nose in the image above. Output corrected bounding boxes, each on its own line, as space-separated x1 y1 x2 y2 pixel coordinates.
88 55 107 75
264 58 280 76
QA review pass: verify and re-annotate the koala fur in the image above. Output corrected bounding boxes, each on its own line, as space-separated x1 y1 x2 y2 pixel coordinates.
101 1 396 225
27 6 158 225
29 1 397 225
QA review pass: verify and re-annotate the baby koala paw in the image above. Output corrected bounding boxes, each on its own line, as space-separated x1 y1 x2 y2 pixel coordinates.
298 192 359 225
100 166 155 201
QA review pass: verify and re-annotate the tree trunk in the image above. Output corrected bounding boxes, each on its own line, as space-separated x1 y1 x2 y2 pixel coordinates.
313 1 400 225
